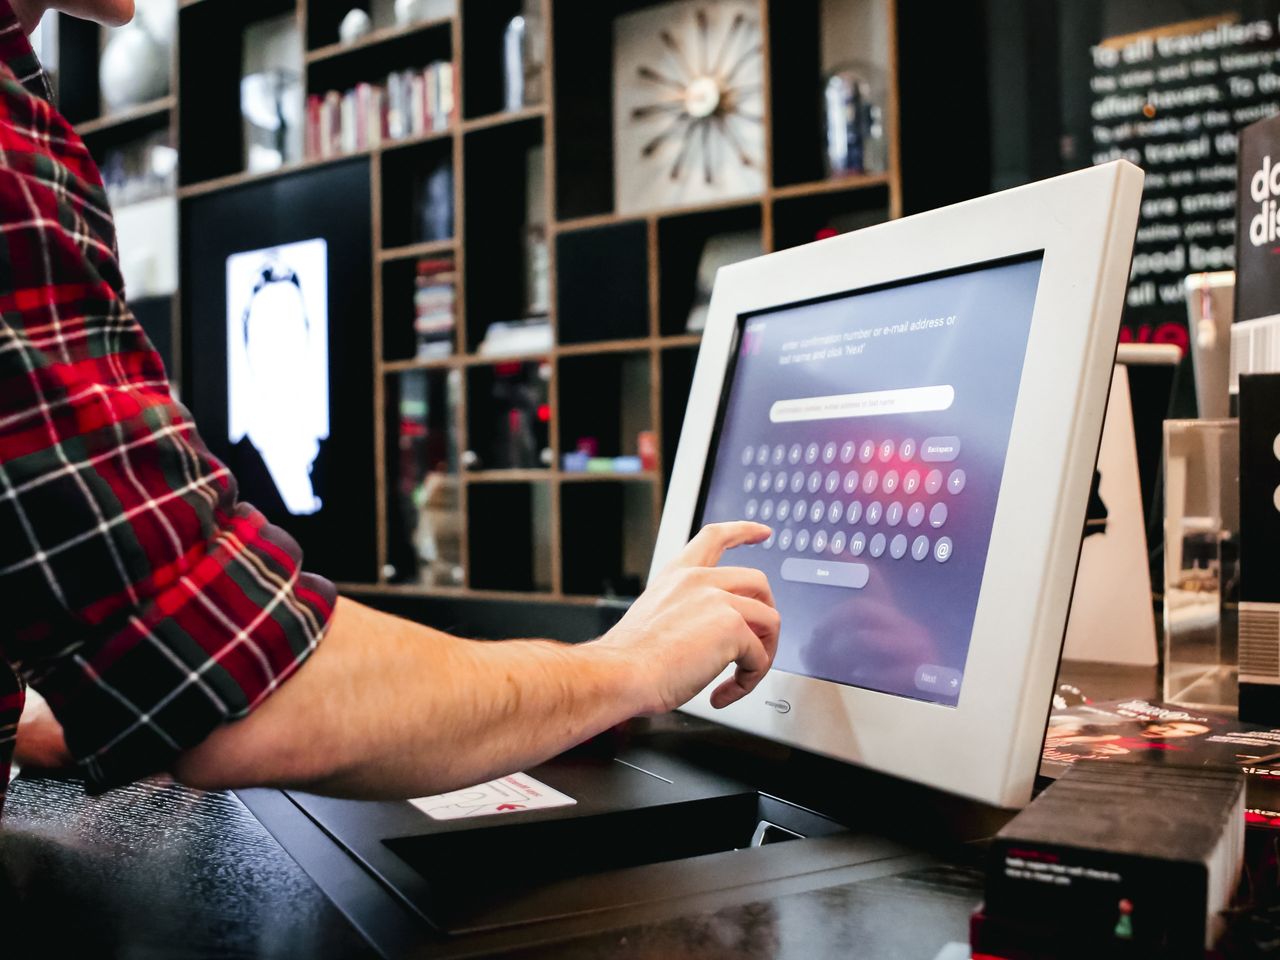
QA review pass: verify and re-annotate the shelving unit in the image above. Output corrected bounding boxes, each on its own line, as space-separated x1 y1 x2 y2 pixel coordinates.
58 0 902 610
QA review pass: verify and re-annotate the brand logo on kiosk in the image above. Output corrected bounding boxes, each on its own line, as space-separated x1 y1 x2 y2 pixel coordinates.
1249 155 1280 249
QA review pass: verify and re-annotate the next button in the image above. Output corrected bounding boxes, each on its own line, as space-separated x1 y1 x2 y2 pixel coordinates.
780 557 870 589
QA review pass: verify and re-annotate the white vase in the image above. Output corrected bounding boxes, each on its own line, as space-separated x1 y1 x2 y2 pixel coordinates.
99 23 168 113
338 8 372 45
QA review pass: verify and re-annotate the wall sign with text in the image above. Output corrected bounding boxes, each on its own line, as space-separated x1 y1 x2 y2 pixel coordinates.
1085 11 1280 350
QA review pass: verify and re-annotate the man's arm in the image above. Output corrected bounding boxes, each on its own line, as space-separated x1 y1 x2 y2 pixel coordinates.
173 522 779 798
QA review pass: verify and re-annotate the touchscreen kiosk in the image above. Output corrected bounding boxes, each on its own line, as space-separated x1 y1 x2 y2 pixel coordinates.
655 160 1143 808
255 164 1143 946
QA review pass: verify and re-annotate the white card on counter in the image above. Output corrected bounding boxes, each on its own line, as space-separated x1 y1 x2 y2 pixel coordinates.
409 773 577 821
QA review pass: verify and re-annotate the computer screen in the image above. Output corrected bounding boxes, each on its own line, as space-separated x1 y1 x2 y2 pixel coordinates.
695 255 1044 705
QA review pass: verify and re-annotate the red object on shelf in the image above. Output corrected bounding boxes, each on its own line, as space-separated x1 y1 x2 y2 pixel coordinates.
638 430 658 470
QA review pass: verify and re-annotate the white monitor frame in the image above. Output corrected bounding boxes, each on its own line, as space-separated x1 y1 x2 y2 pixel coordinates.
651 161 1143 809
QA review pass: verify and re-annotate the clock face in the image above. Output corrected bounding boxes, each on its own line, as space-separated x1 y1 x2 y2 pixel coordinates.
613 0 765 214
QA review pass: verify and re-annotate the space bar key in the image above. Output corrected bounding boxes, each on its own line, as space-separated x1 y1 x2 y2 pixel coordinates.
780 557 870 589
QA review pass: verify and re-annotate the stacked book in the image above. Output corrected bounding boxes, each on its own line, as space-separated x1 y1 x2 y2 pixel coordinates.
414 258 456 359
306 60 455 159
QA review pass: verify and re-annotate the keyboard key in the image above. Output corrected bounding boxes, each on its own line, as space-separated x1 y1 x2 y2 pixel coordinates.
886 501 904 526
825 470 841 494
882 470 900 495
827 501 844 524
745 499 759 520
776 499 791 521
762 531 775 549
742 446 755 466
911 535 930 561
878 439 895 462
921 437 961 462
805 443 820 464
795 530 811 552
759 471 773 493
849 531 867 556
809 500 825 523
890 533 908 559
790 470 805 493
789 443 803 465
899 438 917 460
812 530 828 553
866 501 883 525
744 473 757 493
929 502 948 528
840 441 856 464
794 499 807 521
903 470 921 495
858 440 875 463
772 444 786 466
861 470 879 494
846 500 863 524
924 469 944 494
778 529 794 551
823 442 837 464
934 536 953 562
756 444 770 466
869 532 887 558
907 502 925 527
843 470 860 494
780 557 870 589
830 531 846 554
807 470 822 493
947 469 966 495
760 500 774 521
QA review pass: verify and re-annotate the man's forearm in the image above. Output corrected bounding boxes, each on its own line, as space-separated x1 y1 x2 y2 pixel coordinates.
173 598 646 798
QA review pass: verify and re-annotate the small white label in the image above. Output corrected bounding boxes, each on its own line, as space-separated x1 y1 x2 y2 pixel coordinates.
409 773 577 821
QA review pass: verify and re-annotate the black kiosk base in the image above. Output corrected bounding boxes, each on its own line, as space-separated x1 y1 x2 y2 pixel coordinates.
239 714 1005 958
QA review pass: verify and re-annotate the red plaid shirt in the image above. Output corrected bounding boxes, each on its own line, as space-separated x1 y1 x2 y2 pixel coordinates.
0 5 335 809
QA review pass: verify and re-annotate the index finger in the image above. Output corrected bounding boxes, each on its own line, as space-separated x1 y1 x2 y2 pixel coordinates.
671 521 772 569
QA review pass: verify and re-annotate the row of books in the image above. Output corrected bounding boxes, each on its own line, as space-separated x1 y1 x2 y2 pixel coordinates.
305 61 456 159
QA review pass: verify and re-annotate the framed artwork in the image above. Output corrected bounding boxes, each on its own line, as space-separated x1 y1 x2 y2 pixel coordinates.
613 0 765 214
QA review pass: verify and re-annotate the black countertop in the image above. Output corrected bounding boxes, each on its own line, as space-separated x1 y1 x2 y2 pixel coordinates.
0 662 1156 958
0 774 378 957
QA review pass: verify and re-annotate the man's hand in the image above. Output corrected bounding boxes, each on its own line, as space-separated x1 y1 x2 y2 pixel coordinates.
15 689 72 771
596 521 779 713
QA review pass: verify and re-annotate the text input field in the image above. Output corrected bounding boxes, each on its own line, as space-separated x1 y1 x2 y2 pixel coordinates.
769 385 955 423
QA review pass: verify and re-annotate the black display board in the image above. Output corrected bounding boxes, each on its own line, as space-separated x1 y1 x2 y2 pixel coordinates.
1235 112 1280 320
1054 0 1280 349
182 160 376 583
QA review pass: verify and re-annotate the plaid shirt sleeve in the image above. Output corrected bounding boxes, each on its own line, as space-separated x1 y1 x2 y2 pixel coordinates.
0 20 336 798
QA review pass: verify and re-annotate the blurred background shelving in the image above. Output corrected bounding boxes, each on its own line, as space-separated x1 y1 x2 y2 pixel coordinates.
50 0 905 611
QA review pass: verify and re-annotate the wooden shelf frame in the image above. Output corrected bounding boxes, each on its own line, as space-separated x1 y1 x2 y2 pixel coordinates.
305 15 453 65
73 95 176 138
64 0 902 608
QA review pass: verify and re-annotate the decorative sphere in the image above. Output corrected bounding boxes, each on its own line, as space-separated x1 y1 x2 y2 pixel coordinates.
395 0 442 26
99 24 168 113
136 0 175 52
338 8 373 44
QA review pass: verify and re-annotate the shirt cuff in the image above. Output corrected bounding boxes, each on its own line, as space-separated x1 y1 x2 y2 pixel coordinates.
45 506 336 792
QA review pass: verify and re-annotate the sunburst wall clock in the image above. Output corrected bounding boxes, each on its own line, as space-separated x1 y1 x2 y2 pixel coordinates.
613 0 765 214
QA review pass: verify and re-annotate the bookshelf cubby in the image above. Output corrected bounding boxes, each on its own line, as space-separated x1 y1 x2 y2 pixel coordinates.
60 0 902 609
